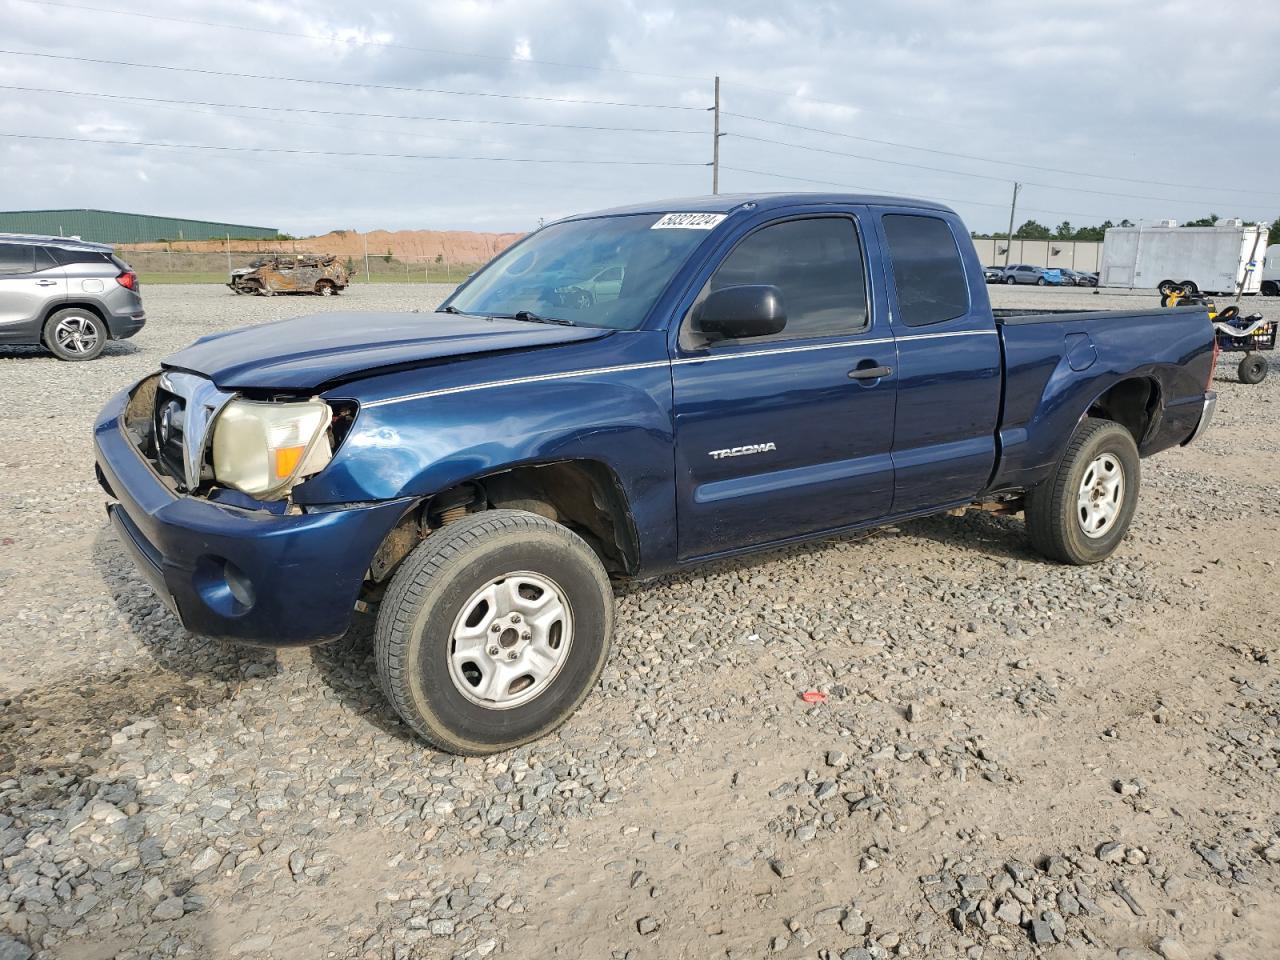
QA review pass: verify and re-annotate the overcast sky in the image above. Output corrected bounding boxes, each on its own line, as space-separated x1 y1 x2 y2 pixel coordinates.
2 0 1278 236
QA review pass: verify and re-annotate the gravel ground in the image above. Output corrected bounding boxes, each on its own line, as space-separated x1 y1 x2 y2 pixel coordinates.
1 284 1277 960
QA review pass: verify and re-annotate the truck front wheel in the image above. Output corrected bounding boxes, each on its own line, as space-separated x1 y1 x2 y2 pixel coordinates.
1025 418 1141 565
375 509 614 755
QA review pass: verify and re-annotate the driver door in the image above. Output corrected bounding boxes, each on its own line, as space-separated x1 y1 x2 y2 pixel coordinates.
671 212 897 560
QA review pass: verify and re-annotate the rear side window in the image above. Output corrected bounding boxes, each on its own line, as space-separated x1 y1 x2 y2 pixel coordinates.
705 217 868 340
46 246 112 266
0 243 36 275
882 215 970 327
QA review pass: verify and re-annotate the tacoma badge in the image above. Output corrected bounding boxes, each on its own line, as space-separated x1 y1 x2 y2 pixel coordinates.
709 442 777 460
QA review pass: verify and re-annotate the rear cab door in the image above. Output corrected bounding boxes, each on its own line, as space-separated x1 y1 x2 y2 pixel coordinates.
870 206 1002 513
670 203 898 560
0 243 65 343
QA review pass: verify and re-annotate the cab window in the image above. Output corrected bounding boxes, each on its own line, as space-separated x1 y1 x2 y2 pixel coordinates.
882 214 969 327
700 217 869 341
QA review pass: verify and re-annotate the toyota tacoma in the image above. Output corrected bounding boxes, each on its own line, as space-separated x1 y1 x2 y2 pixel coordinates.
94 194 1218 754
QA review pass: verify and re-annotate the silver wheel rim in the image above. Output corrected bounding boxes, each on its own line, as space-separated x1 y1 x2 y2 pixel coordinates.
1077 453 1124 538
53 315 99 354
447 571 573 710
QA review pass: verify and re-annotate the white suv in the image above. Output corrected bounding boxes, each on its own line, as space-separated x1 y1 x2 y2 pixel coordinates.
0 234 146 360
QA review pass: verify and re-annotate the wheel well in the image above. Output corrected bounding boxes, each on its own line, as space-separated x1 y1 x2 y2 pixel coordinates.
368 460 638 584
1086 377 1161 447
41 301 109 342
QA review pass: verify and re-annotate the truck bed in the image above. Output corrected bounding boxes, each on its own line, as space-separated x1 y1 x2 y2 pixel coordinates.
987 302 1214 496
993 305 1206 324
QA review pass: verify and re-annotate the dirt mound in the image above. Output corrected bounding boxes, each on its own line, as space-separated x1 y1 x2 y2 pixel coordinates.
120 228 524 265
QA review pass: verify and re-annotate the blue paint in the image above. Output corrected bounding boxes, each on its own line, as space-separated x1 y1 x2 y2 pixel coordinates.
94 194 1216 646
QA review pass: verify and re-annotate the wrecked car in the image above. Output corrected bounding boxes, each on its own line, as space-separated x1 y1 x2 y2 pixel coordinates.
228 254 349 297
96 193 1216 756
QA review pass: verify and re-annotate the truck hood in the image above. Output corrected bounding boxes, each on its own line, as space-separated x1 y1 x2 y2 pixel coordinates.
162 311 611 391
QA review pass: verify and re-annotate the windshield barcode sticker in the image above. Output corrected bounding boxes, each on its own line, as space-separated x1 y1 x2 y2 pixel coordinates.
652 213 726 230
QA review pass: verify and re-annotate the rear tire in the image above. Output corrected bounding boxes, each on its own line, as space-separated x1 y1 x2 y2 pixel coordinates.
1261 281 1278 297
1239 354 1268 384
1180 280 1198 295
316 281 335 296
43 308 107 361
1025 418 1141 565
1036 277 1046 286
1158 280 1178 296
375 509 614 755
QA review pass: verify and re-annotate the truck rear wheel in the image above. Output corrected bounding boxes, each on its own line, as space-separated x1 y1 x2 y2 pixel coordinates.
375 509 614 755
1025 418 1140 565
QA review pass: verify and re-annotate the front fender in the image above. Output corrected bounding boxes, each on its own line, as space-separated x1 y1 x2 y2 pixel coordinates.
294 345 676 571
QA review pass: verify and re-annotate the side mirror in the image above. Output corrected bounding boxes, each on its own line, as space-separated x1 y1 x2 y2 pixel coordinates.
695 284 787 341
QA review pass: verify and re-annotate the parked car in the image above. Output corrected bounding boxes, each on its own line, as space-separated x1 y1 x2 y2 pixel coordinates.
1055 268 1096 287
556 264 625 307
0 233 145 360
95 193 1217 755
983 265 1004 284
1002 264 1065 285
228 254 349 296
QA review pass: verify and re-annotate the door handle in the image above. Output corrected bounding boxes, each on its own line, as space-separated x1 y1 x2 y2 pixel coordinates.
35 280 57 286
848 365 893 380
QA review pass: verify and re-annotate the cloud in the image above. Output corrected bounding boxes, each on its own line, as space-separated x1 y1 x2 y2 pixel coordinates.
0 0 1277 234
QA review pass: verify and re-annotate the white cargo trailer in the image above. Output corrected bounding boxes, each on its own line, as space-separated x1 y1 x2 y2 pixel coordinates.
1261 244 1280 296
1100 221 1269 295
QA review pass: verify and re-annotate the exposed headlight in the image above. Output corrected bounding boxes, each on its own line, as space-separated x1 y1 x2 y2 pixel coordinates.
211 398 333 499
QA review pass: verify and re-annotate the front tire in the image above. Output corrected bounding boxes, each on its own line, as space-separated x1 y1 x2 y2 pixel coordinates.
375 509 614 755
1005 276 1016 285
1025 418 1141 564
44 308 107 361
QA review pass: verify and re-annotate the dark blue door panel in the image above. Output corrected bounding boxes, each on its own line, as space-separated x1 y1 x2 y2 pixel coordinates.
871 207 1002 513
672 339 897 558
888 330 1002 512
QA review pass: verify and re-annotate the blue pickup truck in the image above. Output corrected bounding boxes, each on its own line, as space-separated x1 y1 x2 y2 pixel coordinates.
94 194 1217 754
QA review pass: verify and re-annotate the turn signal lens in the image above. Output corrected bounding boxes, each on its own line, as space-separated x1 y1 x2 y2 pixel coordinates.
273 445 305 479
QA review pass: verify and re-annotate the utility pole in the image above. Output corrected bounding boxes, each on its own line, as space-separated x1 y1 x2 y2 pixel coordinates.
1003 182 1021 267
224 233 231 277
363 233 371 283
711 75 721 194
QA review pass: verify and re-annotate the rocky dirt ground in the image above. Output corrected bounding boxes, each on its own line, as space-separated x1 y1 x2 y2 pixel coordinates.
0 284 1277 960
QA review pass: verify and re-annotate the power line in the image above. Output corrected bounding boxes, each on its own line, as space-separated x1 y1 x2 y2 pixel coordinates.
15 0 708 83
0 132 710 168
0 85 706 137
717 165 1124 222
723 131 1261 208
722 111 1280 200
0 49 706 111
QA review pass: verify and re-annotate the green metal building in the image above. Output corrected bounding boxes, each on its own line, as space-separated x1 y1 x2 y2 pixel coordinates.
0 209 278 243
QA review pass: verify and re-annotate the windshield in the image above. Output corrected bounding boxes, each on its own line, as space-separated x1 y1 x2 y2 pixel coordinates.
444 213 714 330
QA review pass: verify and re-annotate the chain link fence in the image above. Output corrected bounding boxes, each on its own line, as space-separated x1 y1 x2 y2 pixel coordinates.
116 244 483 285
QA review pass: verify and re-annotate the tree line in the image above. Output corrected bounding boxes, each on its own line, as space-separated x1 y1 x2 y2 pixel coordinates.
975 214 1280 244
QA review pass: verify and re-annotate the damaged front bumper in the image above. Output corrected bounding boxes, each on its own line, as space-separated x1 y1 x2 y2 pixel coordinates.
93 384 410 646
